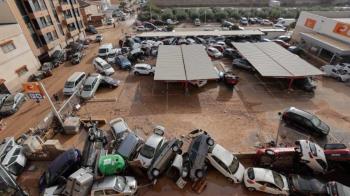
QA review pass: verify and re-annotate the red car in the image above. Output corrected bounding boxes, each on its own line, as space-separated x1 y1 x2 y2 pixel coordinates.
219 71 239 86
210 44 225 52
255 146 296 168
324 143 350 162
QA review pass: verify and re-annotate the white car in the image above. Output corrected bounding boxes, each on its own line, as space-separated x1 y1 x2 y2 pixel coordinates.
141 40 155 49
107 49 121 64
132 64 155 75
136 126 166 168
295 140 328 174
273 24 286 29
93 57 115 76
216 41 226 48
207 144 245 183
335 62 350 72
320 64 350 82
207 47 223 58
244 167 289 195
80 73 102 99
261 19 273 25
109 117 132 141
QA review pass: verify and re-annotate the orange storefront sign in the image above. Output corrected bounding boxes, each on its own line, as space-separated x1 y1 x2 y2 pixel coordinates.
304 18 317 29
22 82 45 99
333 22 350 38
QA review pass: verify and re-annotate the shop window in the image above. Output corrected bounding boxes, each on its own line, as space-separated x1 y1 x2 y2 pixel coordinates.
319 48 334 62
1 41 16 54
15 66 29 77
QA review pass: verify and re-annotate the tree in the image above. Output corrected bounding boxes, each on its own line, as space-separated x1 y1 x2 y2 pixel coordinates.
188 9 200 20
199 8 214 22
174 9 188 21
161 8 173 20
214 10 228 22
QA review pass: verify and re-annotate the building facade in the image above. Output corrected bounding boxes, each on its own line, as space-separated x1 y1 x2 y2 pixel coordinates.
0 0 85 62
292 11 350 64
0 24 41 93
78 0 102 25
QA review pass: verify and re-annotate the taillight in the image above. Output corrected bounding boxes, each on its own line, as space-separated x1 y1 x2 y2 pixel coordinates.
247 179 255 184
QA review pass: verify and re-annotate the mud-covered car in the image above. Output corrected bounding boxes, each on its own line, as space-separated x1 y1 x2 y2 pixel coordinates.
0 93 26 116
147 138 183 180
183 130 214 181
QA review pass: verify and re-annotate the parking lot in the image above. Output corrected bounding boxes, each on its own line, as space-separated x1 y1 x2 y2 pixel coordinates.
2 19 350 195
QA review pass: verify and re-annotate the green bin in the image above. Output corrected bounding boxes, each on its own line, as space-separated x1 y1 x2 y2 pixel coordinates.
98 154 126 176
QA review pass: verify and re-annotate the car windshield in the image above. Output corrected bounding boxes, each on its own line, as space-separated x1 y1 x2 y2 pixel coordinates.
309 143 318 156
139 144 155 159
115 176 126 191
272 171 284 189
108 53 116 58
228 157 240 173
3 97 14 106
311 117 321 126
65 81 75 88
99 48 108 53
83 84 92 91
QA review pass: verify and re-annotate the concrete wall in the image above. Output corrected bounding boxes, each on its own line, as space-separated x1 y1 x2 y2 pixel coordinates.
0 25 41 93
153 0 349 7
0 1 17 24
292 11 350 44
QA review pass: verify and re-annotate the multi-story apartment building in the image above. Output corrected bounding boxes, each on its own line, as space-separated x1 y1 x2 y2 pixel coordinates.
0 24 41 93
0 0 85 62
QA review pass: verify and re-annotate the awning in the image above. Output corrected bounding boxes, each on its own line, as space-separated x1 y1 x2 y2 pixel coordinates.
300 33 350 56
233 42 324 77
155 45 219 81
137 30 264 38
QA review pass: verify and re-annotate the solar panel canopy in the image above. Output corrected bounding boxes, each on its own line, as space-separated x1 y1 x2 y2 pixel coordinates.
233 42 324 77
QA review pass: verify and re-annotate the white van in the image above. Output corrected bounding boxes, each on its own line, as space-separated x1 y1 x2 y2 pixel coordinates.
93 57 115 76
275 18 296 28
98 43 113 58
63 72 87 96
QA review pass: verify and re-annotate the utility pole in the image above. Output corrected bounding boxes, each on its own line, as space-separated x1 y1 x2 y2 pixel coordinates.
39 82 64 126
149 0 152 19
205 10 207 24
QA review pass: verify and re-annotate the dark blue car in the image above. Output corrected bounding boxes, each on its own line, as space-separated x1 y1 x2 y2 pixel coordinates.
39 149 81 192
115 55 131 70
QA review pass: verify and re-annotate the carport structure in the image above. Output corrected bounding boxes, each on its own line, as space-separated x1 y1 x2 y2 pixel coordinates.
154 45 219 92
137 30 264 38
232 42 324 89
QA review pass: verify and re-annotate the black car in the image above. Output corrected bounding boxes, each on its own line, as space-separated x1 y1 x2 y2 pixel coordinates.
289 174 327 196
147 139 183 180
51 50 66 66
280 107 330 136
183 130 214 181
85 25 98 34
293 77 316 92
223 48 240 59
39 149 81 192
326 181 350 196
100 76 120 88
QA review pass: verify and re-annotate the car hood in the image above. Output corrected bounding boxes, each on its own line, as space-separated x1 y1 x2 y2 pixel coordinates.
80 91 92 99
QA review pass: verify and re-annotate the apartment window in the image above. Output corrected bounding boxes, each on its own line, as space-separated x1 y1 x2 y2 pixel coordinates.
78 21 83 29
46 16 53 25
46 32 54 42
75 9 80 17
1 41 16 53
15 0 28 16
39 35 47 45
40 17 48 28
68 23 77 32
58 24 65 36
32 19 40 30
52 31 58 39
15 66 29 77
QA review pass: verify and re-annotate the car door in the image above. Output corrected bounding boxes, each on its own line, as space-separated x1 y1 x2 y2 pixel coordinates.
302 117 315 133
265 182 282 195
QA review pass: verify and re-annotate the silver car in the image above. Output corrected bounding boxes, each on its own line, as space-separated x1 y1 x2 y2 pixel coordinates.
109 118 132 141
0 93 26 116
80 74 102 99
91 176 137 196
136 126 166 168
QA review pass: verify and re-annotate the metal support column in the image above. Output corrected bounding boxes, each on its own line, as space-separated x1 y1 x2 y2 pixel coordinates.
39 82 64 126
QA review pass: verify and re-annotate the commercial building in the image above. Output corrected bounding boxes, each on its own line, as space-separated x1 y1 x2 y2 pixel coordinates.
0 24 41 93
78 0 102 25
292 11 350 64
0 0 85 62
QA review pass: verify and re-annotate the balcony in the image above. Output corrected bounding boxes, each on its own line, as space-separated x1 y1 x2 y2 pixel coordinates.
67 29 79 38
58 3 71 11
62 17 75 25
29 10 50 19
44 39 59 50
36 25 55 35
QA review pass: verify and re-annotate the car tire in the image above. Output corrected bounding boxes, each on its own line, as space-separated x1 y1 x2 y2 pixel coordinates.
152 168 160 177
149 72 154 76
134 72 139 75
172 145 179 152
195 170 204 178
247 187 256 192
206 138 214 146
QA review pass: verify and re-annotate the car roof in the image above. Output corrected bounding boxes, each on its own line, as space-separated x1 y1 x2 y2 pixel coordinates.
93 176 118 190
291 175 326 193
67 72 85 81
144 133 163 147
211 144 234 167
117 133 140 157
286 107 314 119
135 64 150 68
251 168 276 184
100 43 112 48
85 75 99 85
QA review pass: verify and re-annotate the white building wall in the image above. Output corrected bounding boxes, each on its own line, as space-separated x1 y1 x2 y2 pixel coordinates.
293 11 350 44
0 25 41 93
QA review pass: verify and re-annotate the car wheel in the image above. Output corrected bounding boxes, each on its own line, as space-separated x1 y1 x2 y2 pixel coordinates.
206 138 214 146
134 72 139 75
195 170 204 178
149 72 154 76
172 145 179 152
152 168 160 177
247 187 256 192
